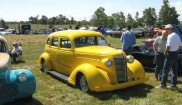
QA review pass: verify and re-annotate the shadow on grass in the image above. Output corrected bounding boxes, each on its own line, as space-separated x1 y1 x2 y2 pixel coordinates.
48 72 153 101
88 83 153 101
12 60 26 64
5 98 42 105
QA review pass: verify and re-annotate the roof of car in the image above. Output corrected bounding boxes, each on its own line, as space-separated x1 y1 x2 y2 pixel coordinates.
48 30 103 39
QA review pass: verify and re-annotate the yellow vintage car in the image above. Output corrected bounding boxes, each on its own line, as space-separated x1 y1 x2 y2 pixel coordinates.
37 30 149 92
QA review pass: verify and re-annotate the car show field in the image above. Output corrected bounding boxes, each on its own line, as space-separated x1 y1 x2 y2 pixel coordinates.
2 34 182 105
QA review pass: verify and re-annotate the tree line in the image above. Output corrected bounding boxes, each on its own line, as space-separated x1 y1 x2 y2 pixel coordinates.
0 0 180 29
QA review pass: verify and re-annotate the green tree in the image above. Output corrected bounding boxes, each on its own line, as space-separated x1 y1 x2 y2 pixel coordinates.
143 7 157 26
111 12 126 28
70 17 75 25
40 15 48 25
49 24 54 29
159 0 179 25
90 7 108 26
107 16 115 28
126 13 136 27
0 19 6 28
29 16 37 24
137 17 145 27
58 14 68 25
135 12 139 26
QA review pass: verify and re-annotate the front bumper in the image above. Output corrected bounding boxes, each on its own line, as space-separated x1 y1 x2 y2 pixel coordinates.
93 76 149 92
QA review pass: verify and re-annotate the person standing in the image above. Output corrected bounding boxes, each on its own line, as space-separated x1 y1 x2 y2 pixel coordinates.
153 30 168 81
156 24 182 90
120 25 136 55
100 26 107 38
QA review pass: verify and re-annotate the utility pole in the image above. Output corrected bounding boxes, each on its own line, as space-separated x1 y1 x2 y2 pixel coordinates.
0 18 2 28
36 15 39 29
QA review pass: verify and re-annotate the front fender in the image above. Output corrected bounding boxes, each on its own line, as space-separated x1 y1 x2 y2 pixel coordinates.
127 59 145 80
68 63 111 91
37 52 52 71
5 69 36 98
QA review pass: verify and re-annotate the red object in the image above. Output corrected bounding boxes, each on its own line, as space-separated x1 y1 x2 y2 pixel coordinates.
142 38 155 49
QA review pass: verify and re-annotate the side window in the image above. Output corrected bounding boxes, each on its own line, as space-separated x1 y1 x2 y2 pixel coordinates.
87 37 96 44
60 38 71 48
0 41 6 52
98 37 106 45
51 37 58 47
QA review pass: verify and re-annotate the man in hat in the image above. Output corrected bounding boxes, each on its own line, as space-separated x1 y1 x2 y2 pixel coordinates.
9 42 22 63
156 24 182 90
153 29 168 81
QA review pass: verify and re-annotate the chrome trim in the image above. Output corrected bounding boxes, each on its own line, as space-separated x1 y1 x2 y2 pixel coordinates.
114 56 127 82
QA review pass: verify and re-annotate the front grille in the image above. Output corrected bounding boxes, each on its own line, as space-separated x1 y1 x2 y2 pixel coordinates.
114 56 127 82
0 83 17 99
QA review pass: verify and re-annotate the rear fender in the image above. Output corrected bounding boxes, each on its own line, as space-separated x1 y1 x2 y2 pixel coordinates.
37 53 52 71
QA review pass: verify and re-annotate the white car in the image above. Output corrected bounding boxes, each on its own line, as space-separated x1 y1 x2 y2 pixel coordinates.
0 28 13 35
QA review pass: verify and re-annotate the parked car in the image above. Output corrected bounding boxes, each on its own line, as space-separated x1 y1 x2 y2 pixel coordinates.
0 35 36 104
132 25 182 73
131 28 145 38
37 30 148 92
106 27 124 38
132 44 182 73
0 28 12 35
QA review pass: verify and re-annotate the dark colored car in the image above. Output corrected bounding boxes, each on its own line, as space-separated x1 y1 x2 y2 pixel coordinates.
132 25 182 74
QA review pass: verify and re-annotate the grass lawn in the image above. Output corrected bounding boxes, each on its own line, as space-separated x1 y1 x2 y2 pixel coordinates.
4 35 182 105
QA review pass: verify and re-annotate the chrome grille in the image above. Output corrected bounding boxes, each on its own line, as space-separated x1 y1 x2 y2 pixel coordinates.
114 56 127 82
0 84 17 99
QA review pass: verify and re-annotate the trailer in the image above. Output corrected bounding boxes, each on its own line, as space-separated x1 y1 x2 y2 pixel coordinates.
18 23 31 34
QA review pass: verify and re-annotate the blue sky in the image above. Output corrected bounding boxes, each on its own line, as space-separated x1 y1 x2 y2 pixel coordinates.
1 0 182 21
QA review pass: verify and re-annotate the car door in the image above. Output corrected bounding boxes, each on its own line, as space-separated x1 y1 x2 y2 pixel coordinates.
55 37 75 75
46 37 60 71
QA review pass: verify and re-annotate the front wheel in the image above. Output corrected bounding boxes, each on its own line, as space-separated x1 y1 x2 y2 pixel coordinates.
79 75 90 92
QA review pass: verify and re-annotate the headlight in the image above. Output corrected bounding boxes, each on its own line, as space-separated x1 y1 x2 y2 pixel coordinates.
126 55 134 63
105 59 112 67
17 73 27 82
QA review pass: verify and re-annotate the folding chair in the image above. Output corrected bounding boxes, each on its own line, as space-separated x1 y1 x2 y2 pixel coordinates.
17 52 23 61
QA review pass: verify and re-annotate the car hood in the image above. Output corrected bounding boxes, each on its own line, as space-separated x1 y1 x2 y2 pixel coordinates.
75 46 124 56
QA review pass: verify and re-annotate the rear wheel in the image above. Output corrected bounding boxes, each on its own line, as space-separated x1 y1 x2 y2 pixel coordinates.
41 60 47 73
78 75 90 92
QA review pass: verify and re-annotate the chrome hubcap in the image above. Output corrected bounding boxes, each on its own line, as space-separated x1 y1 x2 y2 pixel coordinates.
80 76 89 92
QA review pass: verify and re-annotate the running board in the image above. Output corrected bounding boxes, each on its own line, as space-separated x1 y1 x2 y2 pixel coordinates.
47 71 69 82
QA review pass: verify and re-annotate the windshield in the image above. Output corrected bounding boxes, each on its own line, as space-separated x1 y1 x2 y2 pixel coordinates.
74 36 107 47
0 41 7 52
